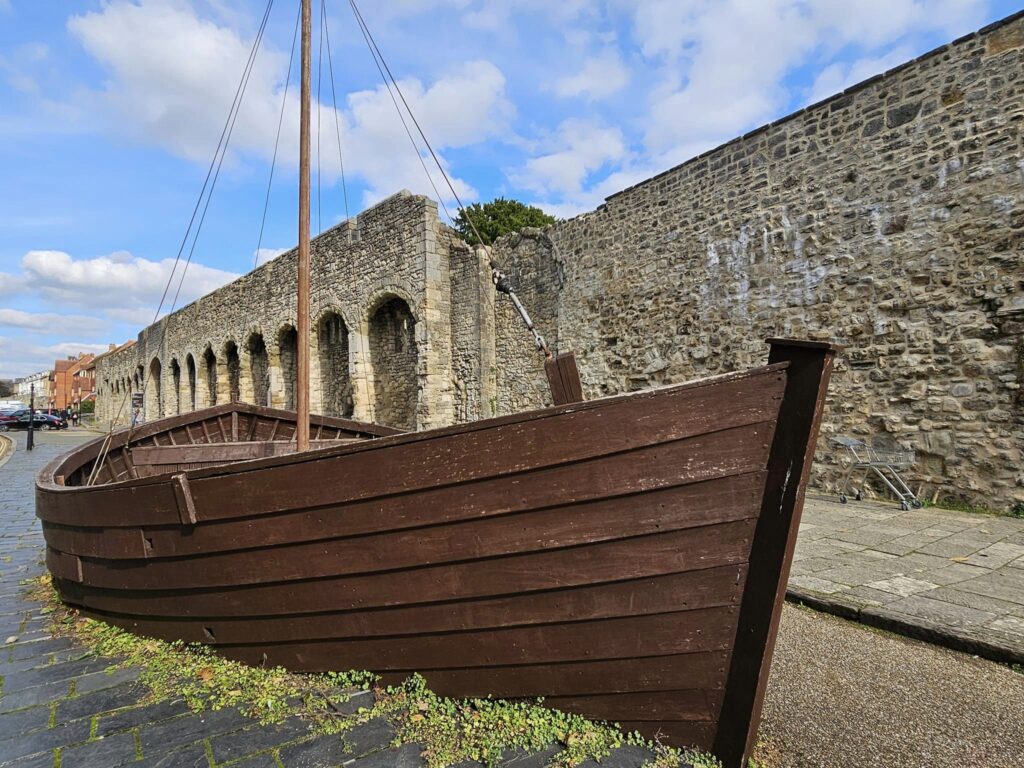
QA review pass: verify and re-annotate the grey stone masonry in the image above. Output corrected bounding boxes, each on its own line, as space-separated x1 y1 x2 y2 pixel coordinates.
493 12 1024 511
95 12 1024 511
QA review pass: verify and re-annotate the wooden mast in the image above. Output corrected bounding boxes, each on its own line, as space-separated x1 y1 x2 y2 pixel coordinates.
296 0 311 452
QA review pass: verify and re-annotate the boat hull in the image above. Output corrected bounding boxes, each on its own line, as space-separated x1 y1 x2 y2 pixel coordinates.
37 340 836 767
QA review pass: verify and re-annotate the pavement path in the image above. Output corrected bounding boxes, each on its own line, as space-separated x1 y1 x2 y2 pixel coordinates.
759 604 1024 768
793 494 1024 661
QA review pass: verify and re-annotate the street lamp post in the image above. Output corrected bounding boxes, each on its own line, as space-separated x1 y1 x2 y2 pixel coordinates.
27 383 35 452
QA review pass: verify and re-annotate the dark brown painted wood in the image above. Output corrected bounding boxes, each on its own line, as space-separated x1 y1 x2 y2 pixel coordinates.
74 566 747 645
545 352 583 405
378 651 731 698
41 467 767 561
713 339 838 768
65 477 762 591
209 607 741 670
55 518 755 616
35 343 835 758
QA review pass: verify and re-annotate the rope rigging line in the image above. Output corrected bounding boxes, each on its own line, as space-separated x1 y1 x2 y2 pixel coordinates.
346 0 549 356
347 0 486 248
88 0 277 485
170 0 276 313
254 2 302 269
346 0 456 228
316 0 326 235
322 0 350 222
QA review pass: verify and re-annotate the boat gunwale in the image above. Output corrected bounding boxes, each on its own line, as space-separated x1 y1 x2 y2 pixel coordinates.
37 360 790 494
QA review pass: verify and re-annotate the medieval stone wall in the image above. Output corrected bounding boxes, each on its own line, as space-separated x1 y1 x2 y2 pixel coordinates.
95 191 459 430
492 12 1024 509
95 12 1024 509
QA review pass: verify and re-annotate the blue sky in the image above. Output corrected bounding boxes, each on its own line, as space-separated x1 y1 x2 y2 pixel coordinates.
0 0 1019 379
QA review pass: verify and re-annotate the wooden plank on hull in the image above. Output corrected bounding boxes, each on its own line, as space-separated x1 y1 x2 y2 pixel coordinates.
543 689 720 722
545 352 583 405
216 607 741 671
67 451 767 590
713 339 838 768
57 519 755 617
378 651 732 698
75 565 747 645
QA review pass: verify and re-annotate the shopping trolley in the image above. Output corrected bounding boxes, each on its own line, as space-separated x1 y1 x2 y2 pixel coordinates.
831 436 923 510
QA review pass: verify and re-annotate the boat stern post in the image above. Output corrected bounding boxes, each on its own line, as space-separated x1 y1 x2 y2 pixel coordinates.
713 338 839 768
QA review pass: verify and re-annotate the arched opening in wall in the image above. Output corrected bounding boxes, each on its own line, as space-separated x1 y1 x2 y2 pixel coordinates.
369 297 418 430
170 359 181 415
247 333 271 407
203 347 217 405
134 365 143 393
224 341 241 403
149 358 162 420
278 326 298 411
317 313 351 417
185 354 197 411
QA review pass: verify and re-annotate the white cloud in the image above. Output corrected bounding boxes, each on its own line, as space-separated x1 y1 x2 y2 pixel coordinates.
554 52 630 101
67 1 514 209
341 60 514 206
808 47 914 104
0 337 113 380
20 249 239 319
511 119 627 198
255 247 288 266
0 308 105 335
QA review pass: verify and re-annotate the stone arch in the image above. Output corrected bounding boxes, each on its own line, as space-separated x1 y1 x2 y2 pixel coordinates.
202 346 218 406
185 354 197 411
170 358 182 415
317 311 352 418
223 340 241 403
148 357 162 420
247 331 271 407
277 325 298 411
368 295 418 429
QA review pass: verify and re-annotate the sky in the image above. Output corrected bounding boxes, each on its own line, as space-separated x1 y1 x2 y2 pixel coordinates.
0 0 1019 380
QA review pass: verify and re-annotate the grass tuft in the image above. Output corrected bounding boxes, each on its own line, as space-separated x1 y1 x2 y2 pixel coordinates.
26 575 720 767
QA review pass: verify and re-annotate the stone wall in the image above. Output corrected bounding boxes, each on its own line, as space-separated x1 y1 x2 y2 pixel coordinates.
96 12 1024 509
491 11 1024 509
96 191 461 431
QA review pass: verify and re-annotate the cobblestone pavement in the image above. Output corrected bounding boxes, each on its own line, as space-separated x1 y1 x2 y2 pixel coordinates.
793 494 1024 660
0 431 658 768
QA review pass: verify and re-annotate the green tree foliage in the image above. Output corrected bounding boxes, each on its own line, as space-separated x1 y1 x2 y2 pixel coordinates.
452 198 556 246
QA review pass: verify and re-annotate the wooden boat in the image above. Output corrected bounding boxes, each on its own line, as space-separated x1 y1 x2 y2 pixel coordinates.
37 338 836 767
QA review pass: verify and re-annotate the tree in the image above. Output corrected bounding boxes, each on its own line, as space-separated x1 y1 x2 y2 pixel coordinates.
452 198 556 246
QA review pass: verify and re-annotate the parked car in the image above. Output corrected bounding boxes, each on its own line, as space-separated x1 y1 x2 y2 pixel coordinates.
0 411 67 431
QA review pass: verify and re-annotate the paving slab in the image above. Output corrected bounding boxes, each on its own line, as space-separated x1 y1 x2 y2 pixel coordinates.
793 494 1024 662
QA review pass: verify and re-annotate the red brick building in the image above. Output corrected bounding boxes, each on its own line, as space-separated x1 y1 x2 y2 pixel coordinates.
52 353 96 411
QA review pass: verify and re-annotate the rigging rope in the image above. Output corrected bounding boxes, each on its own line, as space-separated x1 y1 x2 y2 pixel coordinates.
88 0 277 485
347 0 456 227
346 0 549 356
322 0 350 222
254 2 302 269
316 0 325 235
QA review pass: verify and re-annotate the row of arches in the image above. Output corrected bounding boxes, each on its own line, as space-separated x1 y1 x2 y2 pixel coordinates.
102 299 419 430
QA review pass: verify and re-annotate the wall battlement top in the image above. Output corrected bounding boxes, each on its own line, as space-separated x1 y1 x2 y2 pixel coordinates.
602 8 1024 207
